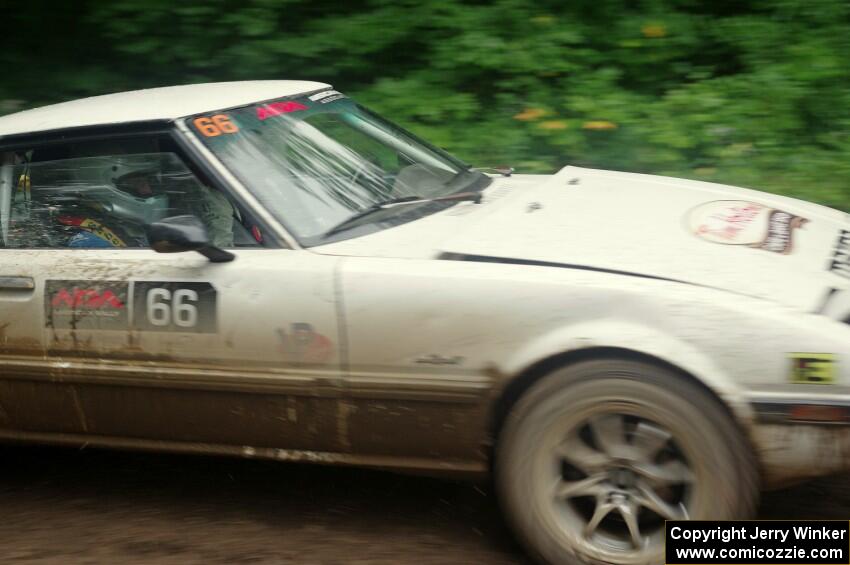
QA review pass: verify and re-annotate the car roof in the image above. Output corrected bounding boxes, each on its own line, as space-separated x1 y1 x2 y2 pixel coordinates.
0 80 330 139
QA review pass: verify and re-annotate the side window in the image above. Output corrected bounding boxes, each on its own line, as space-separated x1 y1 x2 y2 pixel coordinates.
0 138 257 250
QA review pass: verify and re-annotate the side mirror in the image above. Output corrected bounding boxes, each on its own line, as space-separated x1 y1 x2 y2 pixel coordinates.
146 215 235 263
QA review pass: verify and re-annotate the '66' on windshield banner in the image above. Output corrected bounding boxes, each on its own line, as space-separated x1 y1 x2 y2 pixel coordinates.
666 521 849 565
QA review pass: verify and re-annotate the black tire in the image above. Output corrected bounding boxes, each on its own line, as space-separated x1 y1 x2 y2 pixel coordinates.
496 358 759 565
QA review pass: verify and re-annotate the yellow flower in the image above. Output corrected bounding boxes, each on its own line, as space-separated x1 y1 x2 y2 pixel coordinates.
582 121 618 130
538 120 569 130
531 15 555 26
642 24 667 38
514 107 547 121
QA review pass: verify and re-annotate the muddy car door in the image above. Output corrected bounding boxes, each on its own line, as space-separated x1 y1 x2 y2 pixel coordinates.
0 133 343 454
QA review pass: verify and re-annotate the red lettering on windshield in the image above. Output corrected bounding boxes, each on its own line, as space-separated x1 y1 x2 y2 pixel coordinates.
256 101 308 121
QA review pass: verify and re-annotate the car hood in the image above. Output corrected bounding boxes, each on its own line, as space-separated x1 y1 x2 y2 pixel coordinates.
315 166 850 311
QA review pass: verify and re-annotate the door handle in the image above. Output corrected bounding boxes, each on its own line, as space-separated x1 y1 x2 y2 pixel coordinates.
0 276 34 290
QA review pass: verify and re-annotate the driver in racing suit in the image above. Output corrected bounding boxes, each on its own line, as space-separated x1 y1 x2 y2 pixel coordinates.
51 146 234 249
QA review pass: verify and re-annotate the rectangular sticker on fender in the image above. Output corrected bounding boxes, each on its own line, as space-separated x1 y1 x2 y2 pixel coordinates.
789 353 837 384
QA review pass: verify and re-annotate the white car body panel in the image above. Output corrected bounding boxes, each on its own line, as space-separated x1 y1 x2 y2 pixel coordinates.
315 167 850 485
0 248 345 450
335 253 850 483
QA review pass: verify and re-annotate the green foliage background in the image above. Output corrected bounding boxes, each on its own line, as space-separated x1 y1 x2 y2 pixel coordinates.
3 0 849 209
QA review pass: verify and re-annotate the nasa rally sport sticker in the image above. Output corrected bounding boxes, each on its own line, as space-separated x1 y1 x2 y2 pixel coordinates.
687 200 808 254
45 280 129 331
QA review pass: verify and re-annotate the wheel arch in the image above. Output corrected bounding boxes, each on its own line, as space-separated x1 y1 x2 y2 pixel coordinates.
487 345 757 468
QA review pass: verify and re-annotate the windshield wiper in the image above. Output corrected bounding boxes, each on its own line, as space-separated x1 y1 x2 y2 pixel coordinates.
322 191 482 238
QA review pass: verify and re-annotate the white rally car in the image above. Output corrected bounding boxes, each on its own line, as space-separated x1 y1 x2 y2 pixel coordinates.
0 81 847 564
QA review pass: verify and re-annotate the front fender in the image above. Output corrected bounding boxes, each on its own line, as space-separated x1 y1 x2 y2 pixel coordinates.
499 319 755 424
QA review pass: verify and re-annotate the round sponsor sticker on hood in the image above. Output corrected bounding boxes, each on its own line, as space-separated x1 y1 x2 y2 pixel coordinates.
687 200 808 254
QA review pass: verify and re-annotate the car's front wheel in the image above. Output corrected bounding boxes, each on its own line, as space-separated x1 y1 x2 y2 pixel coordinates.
496 358 759 565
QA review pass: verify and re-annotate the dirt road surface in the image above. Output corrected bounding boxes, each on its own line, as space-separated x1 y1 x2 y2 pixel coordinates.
0 445 847 564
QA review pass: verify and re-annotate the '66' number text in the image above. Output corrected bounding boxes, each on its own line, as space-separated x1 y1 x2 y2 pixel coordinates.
133 282 217 333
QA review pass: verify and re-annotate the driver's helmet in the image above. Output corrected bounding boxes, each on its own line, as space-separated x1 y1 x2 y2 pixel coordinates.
68 153 170 226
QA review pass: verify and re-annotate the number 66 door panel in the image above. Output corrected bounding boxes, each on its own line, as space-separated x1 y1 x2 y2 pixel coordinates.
0 248 345 452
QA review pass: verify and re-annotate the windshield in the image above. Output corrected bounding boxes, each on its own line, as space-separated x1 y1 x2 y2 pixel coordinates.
188 90 489 245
